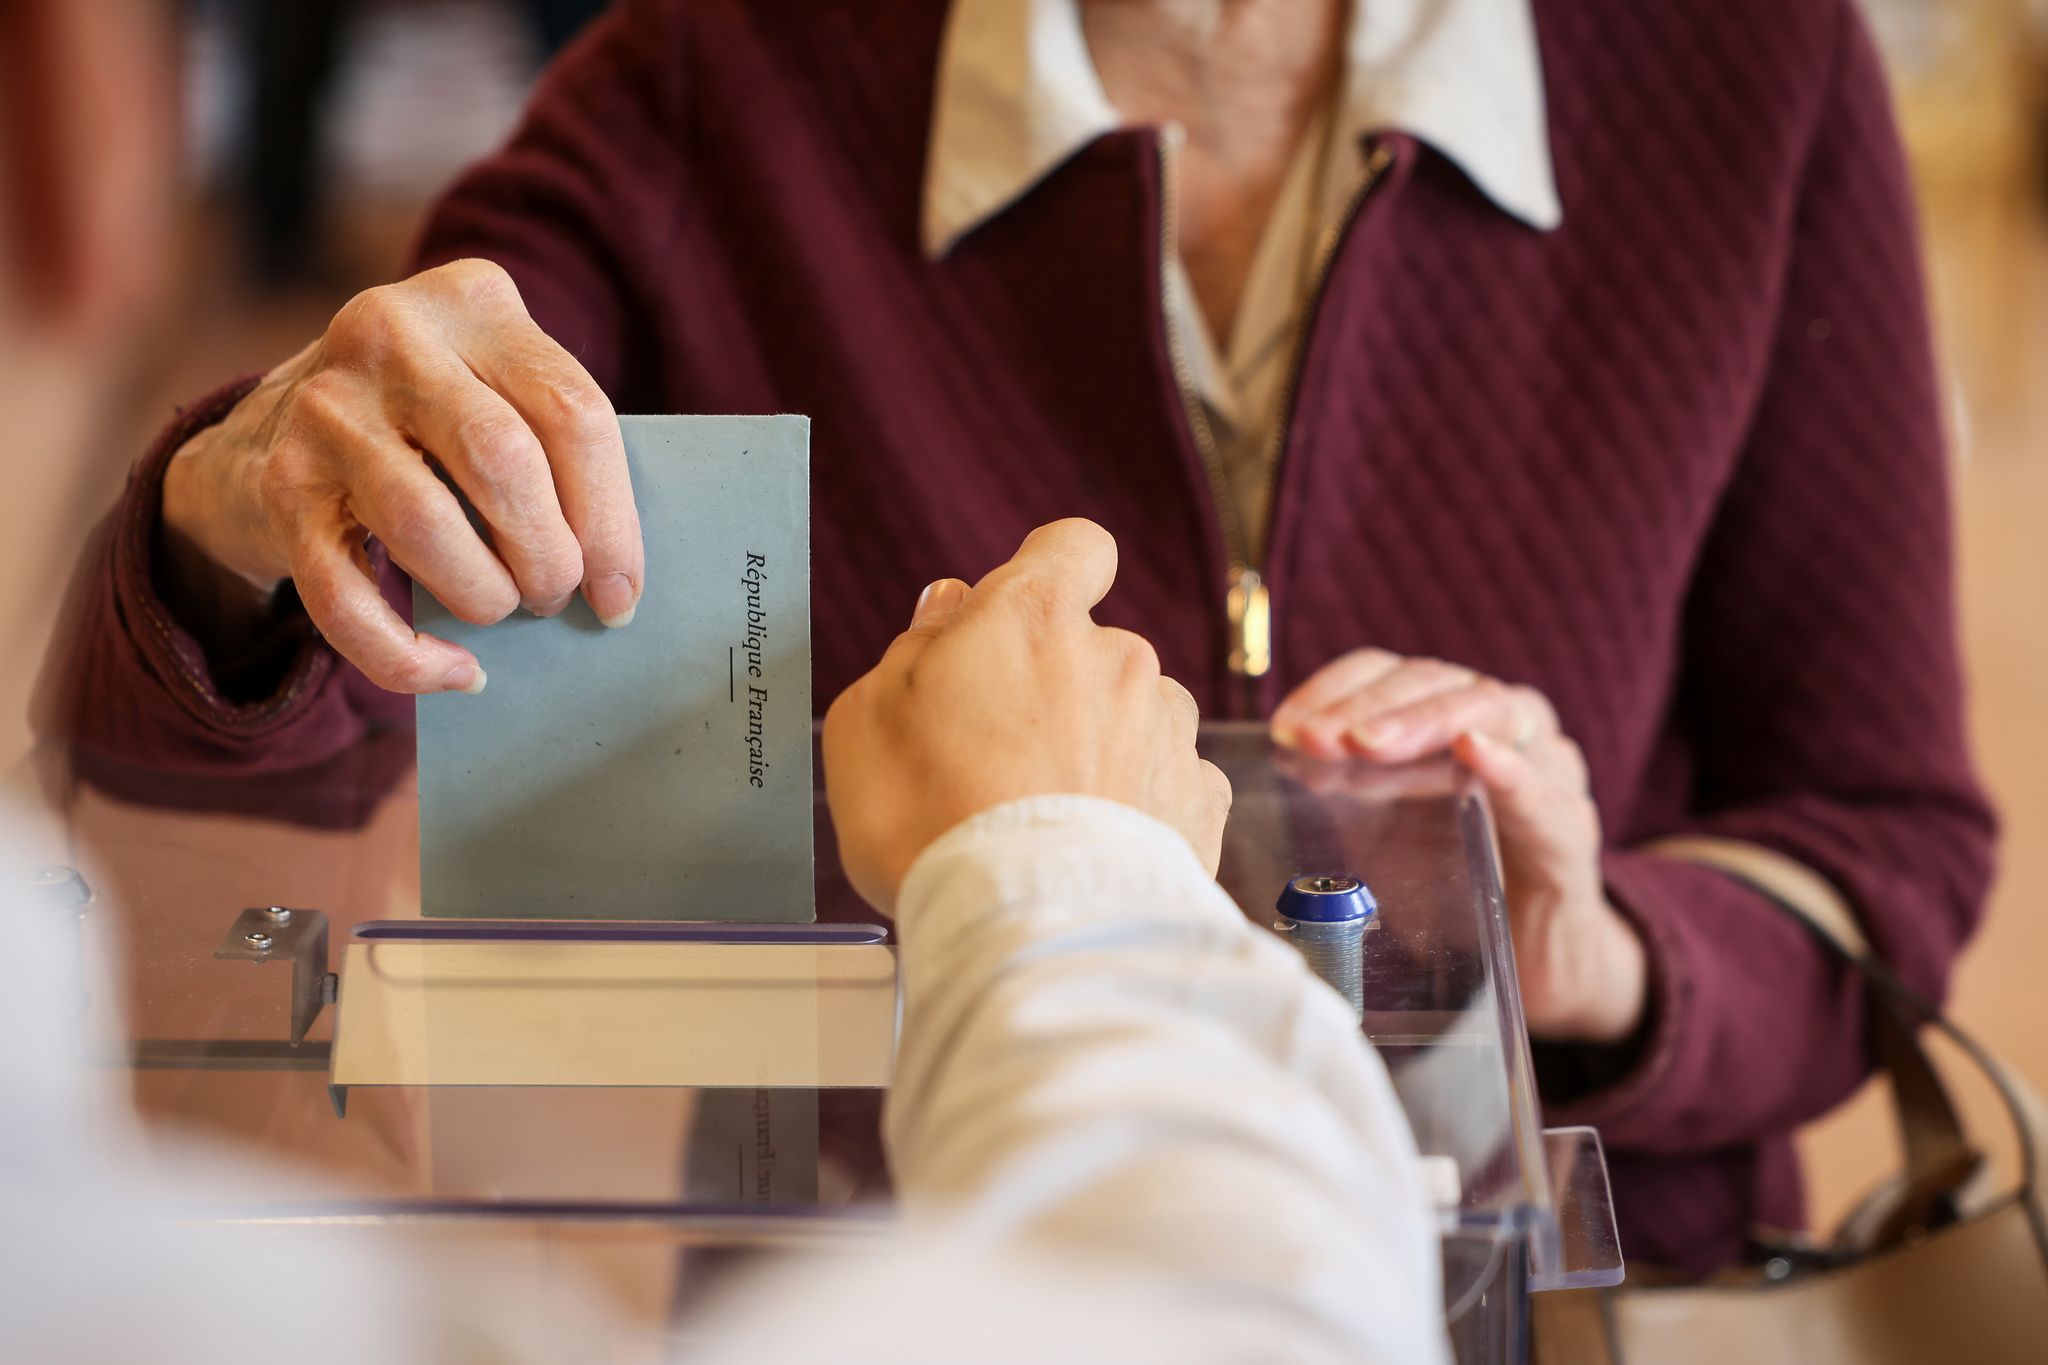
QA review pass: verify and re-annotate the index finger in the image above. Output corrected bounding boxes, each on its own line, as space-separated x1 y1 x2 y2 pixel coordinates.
1349 679 1555 763
1271 648 1403 742
288 524 484 695
973 518 1119 620
461 317 644 627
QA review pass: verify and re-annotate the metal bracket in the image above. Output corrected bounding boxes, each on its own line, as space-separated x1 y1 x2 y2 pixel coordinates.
213 906 335 1047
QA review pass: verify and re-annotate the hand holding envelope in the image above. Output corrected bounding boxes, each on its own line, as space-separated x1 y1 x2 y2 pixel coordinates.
160 258 644 695
823 519 1233 913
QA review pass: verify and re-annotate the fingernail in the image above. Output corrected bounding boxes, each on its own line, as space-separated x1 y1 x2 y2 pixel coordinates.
1464 729 1500 754
1269 721 1299 748
1296 722 1345 759
911 578 967 627
443 662 487 695
588 572 637 628
1355 720 1404 750
530 594 574 618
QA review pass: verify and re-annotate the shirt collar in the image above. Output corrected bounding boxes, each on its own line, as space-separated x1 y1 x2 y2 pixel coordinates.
922 0 1562 260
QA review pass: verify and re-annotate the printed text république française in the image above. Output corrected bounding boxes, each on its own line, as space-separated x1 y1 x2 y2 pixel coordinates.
741 552 770 788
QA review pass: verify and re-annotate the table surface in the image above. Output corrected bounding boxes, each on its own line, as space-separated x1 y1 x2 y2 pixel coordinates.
32 720 1619 1348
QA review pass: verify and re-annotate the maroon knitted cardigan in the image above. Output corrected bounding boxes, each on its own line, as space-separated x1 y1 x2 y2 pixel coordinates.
65 0 1994 1274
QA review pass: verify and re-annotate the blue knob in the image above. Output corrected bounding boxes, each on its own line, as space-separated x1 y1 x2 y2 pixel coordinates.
1275 874 1376 925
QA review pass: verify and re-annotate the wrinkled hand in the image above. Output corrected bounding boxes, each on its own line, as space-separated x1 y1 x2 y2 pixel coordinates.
823 519 1232 914
1272 649 1646 1043
161 258 644 694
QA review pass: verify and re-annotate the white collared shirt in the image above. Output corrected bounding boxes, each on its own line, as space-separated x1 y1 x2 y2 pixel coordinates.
923 0 1561 556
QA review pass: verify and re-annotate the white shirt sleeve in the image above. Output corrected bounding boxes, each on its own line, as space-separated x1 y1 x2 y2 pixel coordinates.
878 793 1449 1363
2 793 1448 1364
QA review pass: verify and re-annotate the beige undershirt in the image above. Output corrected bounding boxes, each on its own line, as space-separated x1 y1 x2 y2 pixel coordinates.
922 0 1568 561
1164 100 1344 562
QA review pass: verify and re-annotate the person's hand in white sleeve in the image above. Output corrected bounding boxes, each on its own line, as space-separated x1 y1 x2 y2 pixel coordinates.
823 517 1231 907
807 518 1449 1364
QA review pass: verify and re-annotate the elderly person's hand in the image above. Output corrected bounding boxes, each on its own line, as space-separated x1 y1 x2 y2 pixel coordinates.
1272 650 1646 1043
160 258 643 695
823 519 1232 915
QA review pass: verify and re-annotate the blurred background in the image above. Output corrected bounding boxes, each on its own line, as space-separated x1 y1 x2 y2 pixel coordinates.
19 0 2048 1231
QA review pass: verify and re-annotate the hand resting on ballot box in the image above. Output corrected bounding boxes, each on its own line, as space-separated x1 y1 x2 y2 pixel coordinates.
1271 651 1647 1045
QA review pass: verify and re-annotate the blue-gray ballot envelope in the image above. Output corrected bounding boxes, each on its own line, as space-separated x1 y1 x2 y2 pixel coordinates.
415 415 814 920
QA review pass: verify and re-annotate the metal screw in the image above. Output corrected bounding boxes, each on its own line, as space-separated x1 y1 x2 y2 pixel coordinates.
244 931 274 951
1278 920 1368 1020
1275 874 1377 1023
1763 1256 1793 1282
263 906 292 924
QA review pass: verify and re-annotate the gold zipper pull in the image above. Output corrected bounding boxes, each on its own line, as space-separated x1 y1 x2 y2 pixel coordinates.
1226 566 1271 678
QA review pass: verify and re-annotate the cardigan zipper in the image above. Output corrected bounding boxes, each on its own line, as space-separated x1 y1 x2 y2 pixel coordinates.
1252 138 1395 569
1158 131 1394 700
1156 127 1257 683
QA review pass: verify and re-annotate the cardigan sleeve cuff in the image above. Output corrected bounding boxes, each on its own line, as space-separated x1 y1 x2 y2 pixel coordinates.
1537 845 1864 1152
1534 850 1740 1146
108 376 342 738
1530 849 1694 1141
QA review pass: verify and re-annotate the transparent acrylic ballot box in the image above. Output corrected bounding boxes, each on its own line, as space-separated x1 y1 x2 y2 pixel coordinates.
45 721 1620 1364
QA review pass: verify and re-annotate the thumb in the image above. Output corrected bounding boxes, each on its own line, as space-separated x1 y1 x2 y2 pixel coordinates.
875 578 972 671
907 577 971 634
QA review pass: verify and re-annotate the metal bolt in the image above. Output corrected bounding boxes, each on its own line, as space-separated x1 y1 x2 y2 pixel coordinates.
262 906 292 924
244 931 274 951
1278 920 1368 1020
1275 874 1378 1023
